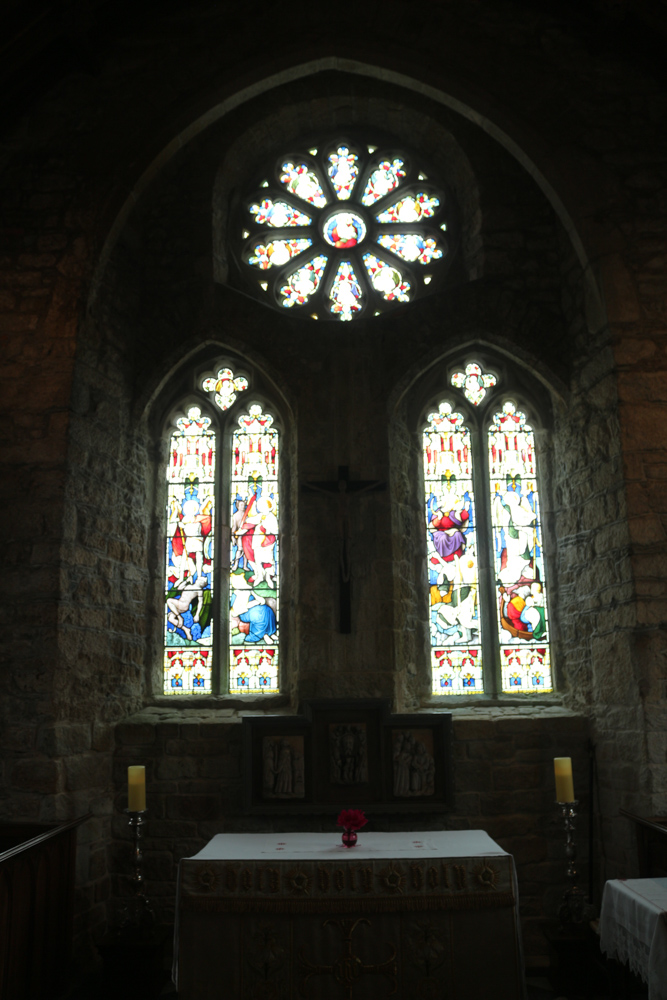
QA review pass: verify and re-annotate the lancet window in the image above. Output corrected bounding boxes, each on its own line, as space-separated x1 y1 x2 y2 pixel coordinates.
424 363 553 697
163 366 281 696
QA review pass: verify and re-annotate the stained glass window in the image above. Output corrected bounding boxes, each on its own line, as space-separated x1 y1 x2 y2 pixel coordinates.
424 403 483 695
229 404 280 693
489 403 552 693
239 140 455 321
163 378 281 697
425 364 553 698
164 407 216 695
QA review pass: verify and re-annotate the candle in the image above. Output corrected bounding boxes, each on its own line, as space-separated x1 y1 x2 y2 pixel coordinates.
554 757 574 802
128 765 146 811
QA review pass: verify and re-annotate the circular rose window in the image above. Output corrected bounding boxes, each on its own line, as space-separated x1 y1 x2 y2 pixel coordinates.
237 140 455 321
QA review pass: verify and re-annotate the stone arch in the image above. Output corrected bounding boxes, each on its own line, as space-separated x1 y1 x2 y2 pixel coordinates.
90 56 605 332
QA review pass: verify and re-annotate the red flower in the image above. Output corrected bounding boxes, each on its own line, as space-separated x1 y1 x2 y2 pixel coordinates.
337 809 368 831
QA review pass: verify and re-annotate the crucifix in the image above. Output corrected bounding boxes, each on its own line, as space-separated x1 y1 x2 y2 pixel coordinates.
301 465 386 634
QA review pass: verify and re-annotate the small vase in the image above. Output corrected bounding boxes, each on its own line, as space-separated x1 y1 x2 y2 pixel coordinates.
341 828 358 848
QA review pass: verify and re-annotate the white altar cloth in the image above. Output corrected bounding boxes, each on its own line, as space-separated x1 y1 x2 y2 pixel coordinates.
600 877 667 1000
190 829 508 861
174 830 525 999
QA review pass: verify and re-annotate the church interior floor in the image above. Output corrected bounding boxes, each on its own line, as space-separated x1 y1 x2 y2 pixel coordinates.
56 969 649 1000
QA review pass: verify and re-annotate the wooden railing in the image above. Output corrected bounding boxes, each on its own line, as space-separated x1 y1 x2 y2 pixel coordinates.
0 813 91 1000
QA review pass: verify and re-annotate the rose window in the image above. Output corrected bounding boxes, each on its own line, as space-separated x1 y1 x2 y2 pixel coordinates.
237 141 455 321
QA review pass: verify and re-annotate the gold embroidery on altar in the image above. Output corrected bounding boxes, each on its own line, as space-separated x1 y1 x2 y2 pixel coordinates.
299 917 398 1000
194 865 220 892
378 861 406 894
473 861 500 890
453 864 467 890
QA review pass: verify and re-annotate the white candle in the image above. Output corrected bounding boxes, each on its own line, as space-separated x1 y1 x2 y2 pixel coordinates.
128 765 146 811
554 757 574 802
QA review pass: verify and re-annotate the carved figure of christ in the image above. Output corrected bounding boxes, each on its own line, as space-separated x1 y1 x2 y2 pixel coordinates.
301 466 386 634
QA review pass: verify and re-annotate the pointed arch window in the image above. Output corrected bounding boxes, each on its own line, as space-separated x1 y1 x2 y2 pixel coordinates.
163 366 281 696
424 363 553 697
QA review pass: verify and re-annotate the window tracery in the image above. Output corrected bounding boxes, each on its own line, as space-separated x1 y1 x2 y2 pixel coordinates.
237 141 455 321
424 362 553 696
163 367 281 696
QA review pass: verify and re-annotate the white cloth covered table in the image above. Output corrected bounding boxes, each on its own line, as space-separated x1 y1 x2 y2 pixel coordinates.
600 877 667 1000
174 830 525 999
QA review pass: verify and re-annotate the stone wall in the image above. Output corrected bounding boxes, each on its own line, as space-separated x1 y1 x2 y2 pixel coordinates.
1 0 667 974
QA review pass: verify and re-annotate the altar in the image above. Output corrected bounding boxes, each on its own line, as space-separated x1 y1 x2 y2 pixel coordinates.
174 830 525 999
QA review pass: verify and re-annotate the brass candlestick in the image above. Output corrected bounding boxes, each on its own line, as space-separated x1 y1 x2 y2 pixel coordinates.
556 800 592 926
120 809 155 931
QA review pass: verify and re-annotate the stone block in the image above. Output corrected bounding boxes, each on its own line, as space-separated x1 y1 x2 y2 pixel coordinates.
115 723 156 746
65 753 113 792
496 835 547 865
453 719 496 740
200 756 240 779
38 722 92 755
156 757 197 780
466 737 515 761
145 820 198 839
142 850 174 881
11 757 64 794
166 795 220 821
493 764 546 791
0 725 36 752
454 761 493 793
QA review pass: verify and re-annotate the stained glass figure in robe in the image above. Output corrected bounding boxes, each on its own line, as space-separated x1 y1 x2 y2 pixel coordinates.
327 146 359 200
279 162 328 208
229 403 280 693
361 159 406 206
163 406 215 695
488 402 552 693
362 253 411 302
424 402 483 695
376 193 439 224
247 238 312 270
279 254 328 308
377 233 443 265
249 198 312 228
329 260 363 321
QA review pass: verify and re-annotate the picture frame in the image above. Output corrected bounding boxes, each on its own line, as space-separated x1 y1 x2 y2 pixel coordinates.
243 700 453 814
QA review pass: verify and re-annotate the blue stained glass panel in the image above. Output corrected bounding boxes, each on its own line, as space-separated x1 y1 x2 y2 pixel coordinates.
229 404 280 694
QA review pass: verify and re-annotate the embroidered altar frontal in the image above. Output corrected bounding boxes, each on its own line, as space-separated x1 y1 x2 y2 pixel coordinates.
175 832 524 999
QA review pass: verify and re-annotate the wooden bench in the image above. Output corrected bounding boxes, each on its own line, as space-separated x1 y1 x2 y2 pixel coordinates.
0 814 91 1000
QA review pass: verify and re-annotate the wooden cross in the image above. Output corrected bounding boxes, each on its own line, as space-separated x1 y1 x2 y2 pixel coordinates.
301 466 386 634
